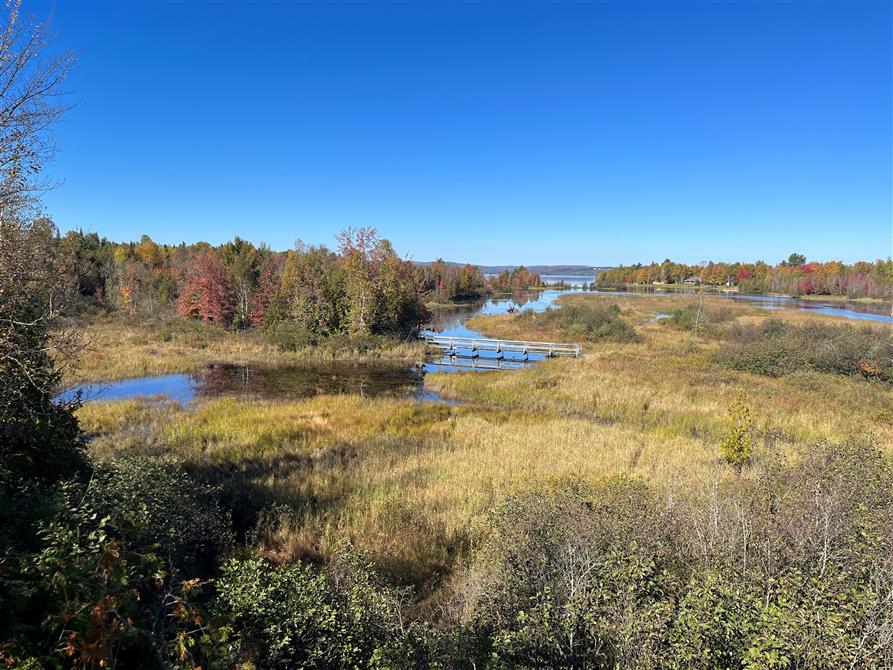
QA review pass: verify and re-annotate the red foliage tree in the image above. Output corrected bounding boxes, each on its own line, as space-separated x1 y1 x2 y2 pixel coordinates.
249 254 285 327
177 250 233 325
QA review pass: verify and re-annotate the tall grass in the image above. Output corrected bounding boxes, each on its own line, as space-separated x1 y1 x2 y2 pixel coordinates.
65 314 425 385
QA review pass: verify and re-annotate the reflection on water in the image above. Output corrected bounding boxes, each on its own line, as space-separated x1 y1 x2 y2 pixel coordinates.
57 363 430 406
539 274 594 287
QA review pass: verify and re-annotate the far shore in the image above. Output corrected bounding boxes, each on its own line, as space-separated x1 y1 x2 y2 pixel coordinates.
596 283 892 304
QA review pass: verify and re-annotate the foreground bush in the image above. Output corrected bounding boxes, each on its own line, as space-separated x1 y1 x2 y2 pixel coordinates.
215 549 427 669
6 439 893 668
0 457 236 668
450 441 893 669
716 319 893 381
516 302 640 343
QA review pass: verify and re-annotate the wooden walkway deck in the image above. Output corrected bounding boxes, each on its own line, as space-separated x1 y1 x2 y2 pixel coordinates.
422 334 582 358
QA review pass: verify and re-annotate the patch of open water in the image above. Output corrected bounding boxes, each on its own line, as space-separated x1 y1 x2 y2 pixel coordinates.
57 286 890 406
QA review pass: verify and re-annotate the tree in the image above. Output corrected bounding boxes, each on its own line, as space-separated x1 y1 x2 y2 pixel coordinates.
339 226 379 335
0 1 74 214
0 2 82 492
0 218 84 490
250 253 284 327
338 227 427 337
277 242 346 338
219 236 260 329
457 263 485 298
786 252 806 267
177 250 234 325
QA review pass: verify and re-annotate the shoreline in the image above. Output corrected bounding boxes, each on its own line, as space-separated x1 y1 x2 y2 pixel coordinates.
594 284 892 304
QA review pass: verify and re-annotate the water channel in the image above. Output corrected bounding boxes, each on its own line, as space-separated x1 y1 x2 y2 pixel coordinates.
57 278 891 406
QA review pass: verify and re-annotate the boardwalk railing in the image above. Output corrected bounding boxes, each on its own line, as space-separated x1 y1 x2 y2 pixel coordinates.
422 334 582 358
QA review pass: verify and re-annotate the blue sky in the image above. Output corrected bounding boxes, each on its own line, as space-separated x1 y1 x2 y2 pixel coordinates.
38 1 892 265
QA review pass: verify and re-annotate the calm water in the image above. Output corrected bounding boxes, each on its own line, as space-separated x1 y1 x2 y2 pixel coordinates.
591 286 893 324
57 363 434 406
58 284 890 405
422 288 578 372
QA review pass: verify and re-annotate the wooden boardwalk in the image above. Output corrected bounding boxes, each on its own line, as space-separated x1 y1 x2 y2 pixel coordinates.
422 334 582 358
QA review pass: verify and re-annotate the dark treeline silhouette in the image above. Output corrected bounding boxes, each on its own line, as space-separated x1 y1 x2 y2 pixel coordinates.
598 253 893 298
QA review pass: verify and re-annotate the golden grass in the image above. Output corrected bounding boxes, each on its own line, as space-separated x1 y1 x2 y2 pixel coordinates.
797 293 892 304
65 315 426 385
76 295 893 585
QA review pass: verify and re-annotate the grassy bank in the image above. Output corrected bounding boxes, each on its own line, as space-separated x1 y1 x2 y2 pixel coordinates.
598 283 740 294
796 293 893 305
64 314 427 385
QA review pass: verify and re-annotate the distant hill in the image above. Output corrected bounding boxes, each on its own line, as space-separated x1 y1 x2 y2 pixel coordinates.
416 262 610 277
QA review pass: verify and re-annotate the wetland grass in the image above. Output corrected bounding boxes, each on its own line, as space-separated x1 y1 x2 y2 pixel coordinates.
65 314 426 385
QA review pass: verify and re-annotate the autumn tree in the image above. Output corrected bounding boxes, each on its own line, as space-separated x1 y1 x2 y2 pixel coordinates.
177 250 234 325
219 236 260 328
276 242 345 338
250 253 284 327
457 263 485 298
338 227 427 337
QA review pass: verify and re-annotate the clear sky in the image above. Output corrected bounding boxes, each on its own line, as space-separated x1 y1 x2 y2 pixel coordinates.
37 1 892 265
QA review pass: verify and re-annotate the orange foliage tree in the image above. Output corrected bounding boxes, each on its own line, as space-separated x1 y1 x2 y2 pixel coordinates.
177 250 234 325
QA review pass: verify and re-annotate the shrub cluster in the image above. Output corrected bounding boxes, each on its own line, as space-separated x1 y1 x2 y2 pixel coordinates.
716 318 893 381
667 301 734 334
215 550 427 669
517 302 640 343
451 441 893 668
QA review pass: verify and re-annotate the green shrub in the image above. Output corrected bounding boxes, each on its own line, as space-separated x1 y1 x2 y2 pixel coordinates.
517 302 640 343
717 319 893 381
667 301 733 334
456 478 680 668
87 455 234 575
1 469 238 669
720 389 753 467
215 548 426 669
263 318 315 350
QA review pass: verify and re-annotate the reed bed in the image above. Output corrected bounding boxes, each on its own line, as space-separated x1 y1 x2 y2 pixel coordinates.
65 315 426 384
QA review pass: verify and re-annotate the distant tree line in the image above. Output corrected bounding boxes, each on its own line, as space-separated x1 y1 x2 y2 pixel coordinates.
598 253 893 299
59 230 546 335
416 260 544 302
